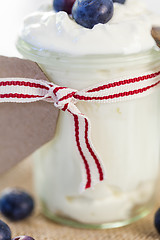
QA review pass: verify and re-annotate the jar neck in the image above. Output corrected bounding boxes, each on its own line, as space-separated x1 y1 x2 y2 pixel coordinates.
17 38 160 90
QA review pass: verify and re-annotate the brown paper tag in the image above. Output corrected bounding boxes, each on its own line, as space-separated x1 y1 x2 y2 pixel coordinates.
0 56 59 174
152 27 160 47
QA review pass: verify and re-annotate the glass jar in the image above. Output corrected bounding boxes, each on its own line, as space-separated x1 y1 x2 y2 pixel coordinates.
17 38 160 229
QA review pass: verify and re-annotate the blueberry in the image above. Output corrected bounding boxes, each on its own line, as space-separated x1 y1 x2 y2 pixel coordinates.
53 0 76 14
0 220 11 240
72 0 114 29
0 188 34 221
113 0 126 4
12 236 34 240
154 208 160 233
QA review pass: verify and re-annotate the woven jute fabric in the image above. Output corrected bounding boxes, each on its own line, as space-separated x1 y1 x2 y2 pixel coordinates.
0 158 160 240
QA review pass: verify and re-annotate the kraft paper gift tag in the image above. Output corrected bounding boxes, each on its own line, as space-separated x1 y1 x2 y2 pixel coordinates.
0 56 59 174
152 27 160 47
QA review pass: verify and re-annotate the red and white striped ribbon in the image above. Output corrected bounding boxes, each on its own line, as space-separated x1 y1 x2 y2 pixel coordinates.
0 70 160 192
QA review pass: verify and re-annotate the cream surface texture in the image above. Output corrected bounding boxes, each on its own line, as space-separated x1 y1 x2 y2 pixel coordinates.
20 0 160 55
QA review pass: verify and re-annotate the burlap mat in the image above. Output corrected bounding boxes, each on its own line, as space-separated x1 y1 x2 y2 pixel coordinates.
0 158 160 240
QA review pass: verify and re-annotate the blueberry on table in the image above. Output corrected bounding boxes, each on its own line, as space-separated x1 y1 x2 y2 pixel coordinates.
0 188 34 221
154 208 160 233
72 0 114 29
0 220 12 240
12 236 34 240
113 0 126 4
53 0 76 14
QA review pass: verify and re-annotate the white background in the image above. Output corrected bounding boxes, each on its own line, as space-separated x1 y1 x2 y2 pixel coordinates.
0 0 51 57
0 0 159 57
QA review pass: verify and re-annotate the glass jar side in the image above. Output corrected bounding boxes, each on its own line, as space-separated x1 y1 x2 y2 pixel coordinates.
17 38 160 229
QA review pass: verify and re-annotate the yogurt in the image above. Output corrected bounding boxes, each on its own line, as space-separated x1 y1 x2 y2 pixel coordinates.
17 0 160 227
20 0 160 55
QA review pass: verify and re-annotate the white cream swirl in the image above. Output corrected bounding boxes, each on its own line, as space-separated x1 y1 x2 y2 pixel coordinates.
20 0 160 55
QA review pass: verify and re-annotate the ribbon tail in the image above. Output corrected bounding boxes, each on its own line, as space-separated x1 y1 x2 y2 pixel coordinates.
67 103 106 192
0 78 54 103
84 117 105 184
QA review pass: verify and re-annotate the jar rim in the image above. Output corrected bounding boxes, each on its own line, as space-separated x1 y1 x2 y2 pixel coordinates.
16 37 160 66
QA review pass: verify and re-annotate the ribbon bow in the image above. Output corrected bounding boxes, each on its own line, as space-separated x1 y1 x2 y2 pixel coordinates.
0 70 160 191
47 85 105 191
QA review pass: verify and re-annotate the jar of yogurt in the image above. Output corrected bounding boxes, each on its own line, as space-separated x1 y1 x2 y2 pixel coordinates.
17 0 160 229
